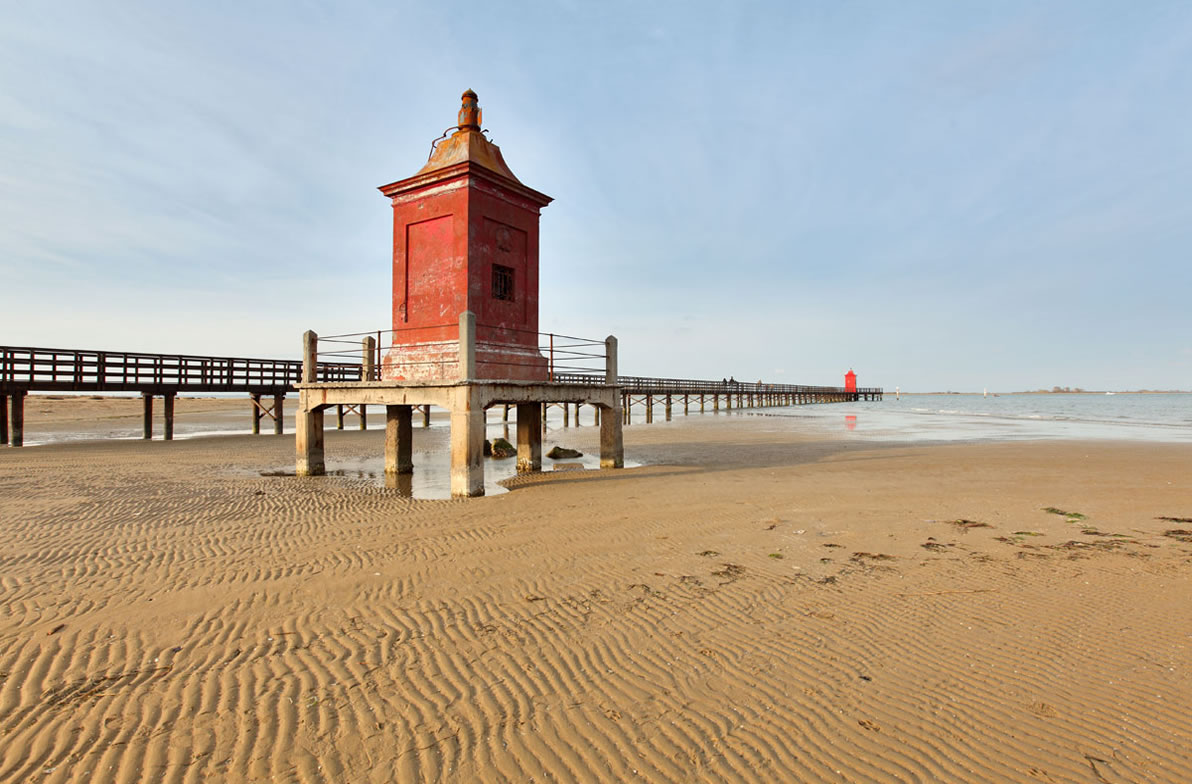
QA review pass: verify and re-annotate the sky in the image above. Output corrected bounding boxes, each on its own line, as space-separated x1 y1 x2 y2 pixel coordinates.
2 1 1190 392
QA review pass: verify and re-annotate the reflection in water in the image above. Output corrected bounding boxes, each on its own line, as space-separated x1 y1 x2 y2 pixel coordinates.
845 415 857 431
383 472 415 496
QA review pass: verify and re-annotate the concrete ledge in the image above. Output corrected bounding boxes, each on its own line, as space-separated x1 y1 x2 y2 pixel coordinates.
297 381 621 411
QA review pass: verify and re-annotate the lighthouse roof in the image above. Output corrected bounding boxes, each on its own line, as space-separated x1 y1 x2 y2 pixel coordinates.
379 90 551 207
414 90 521 182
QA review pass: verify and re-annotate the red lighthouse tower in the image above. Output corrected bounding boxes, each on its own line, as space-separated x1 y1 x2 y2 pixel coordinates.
378 90 553 380
845 369 857 395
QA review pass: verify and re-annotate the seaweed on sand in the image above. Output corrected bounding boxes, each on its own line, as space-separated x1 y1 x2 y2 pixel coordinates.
1042 507 1087 520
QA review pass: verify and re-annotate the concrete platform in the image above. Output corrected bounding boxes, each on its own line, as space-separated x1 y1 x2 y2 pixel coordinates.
294 317 624 497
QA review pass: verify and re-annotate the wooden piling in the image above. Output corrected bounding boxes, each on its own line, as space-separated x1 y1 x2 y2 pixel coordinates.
9 391 24 447
422 405 431 427
273 394 284 435
336 404 345 430
1 393 8 445
163 393 175 441
593 404 600 426
359 404 368 430
251 393 262 435
563 402 569 427
142 393 153 440
665 394 672 421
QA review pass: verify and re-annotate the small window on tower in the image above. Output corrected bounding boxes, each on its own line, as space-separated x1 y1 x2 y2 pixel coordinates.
492 264 515 301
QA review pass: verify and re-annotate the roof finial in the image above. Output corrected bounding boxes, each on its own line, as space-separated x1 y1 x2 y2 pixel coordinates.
458 89 481 131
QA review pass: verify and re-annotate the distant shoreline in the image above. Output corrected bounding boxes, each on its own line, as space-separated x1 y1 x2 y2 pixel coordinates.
895 390 1191 396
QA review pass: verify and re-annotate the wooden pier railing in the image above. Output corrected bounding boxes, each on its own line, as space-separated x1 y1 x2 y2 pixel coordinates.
0 345 359 393
0 344 881 447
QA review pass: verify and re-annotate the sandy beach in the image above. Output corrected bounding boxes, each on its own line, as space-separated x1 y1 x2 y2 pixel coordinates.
2 404 1191 782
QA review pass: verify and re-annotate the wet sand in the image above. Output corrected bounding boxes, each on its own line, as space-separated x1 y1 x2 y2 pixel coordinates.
1 406 1191 782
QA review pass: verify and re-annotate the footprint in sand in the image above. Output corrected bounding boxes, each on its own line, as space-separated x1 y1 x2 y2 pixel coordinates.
1030 701 1059 718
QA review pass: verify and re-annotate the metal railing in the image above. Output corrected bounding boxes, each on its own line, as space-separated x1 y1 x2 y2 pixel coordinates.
316 321 609 381
577 374 883 396
1 341 881 399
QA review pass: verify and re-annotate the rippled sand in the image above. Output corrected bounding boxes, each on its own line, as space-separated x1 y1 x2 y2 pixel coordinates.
2 411 1191 782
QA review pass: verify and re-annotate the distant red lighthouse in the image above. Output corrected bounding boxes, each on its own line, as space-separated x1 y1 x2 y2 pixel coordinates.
378 90 553 380
845 369 857 394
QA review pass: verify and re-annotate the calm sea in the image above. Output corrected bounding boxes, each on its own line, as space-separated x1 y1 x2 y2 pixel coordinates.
757 393 1192 443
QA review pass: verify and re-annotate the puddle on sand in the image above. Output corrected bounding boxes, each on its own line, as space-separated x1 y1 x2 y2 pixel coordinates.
259 447 639 500
253 416 640 500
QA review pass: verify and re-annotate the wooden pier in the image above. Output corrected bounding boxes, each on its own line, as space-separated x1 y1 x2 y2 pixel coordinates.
0 346 356 447
0 343 881 448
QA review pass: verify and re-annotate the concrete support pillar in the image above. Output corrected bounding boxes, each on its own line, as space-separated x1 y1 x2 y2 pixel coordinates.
296 402 325 476
385 405 413 474
296 331 325 476
605 335 618 386
273 394 284 435
359 404 368 430
362 336 376 381
142 393 153 440
251 393 261 435
422 405 431 427
450 388 485 497
302 330 317 383
516 402 542 474
600 403 624 469
459 310 476 381
336 405 345 430
8 391 24 447
163 392 175 441
601 336 623 466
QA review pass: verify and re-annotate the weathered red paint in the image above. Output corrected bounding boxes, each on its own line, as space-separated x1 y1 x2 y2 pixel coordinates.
844 369 857 394
378 90 553 381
